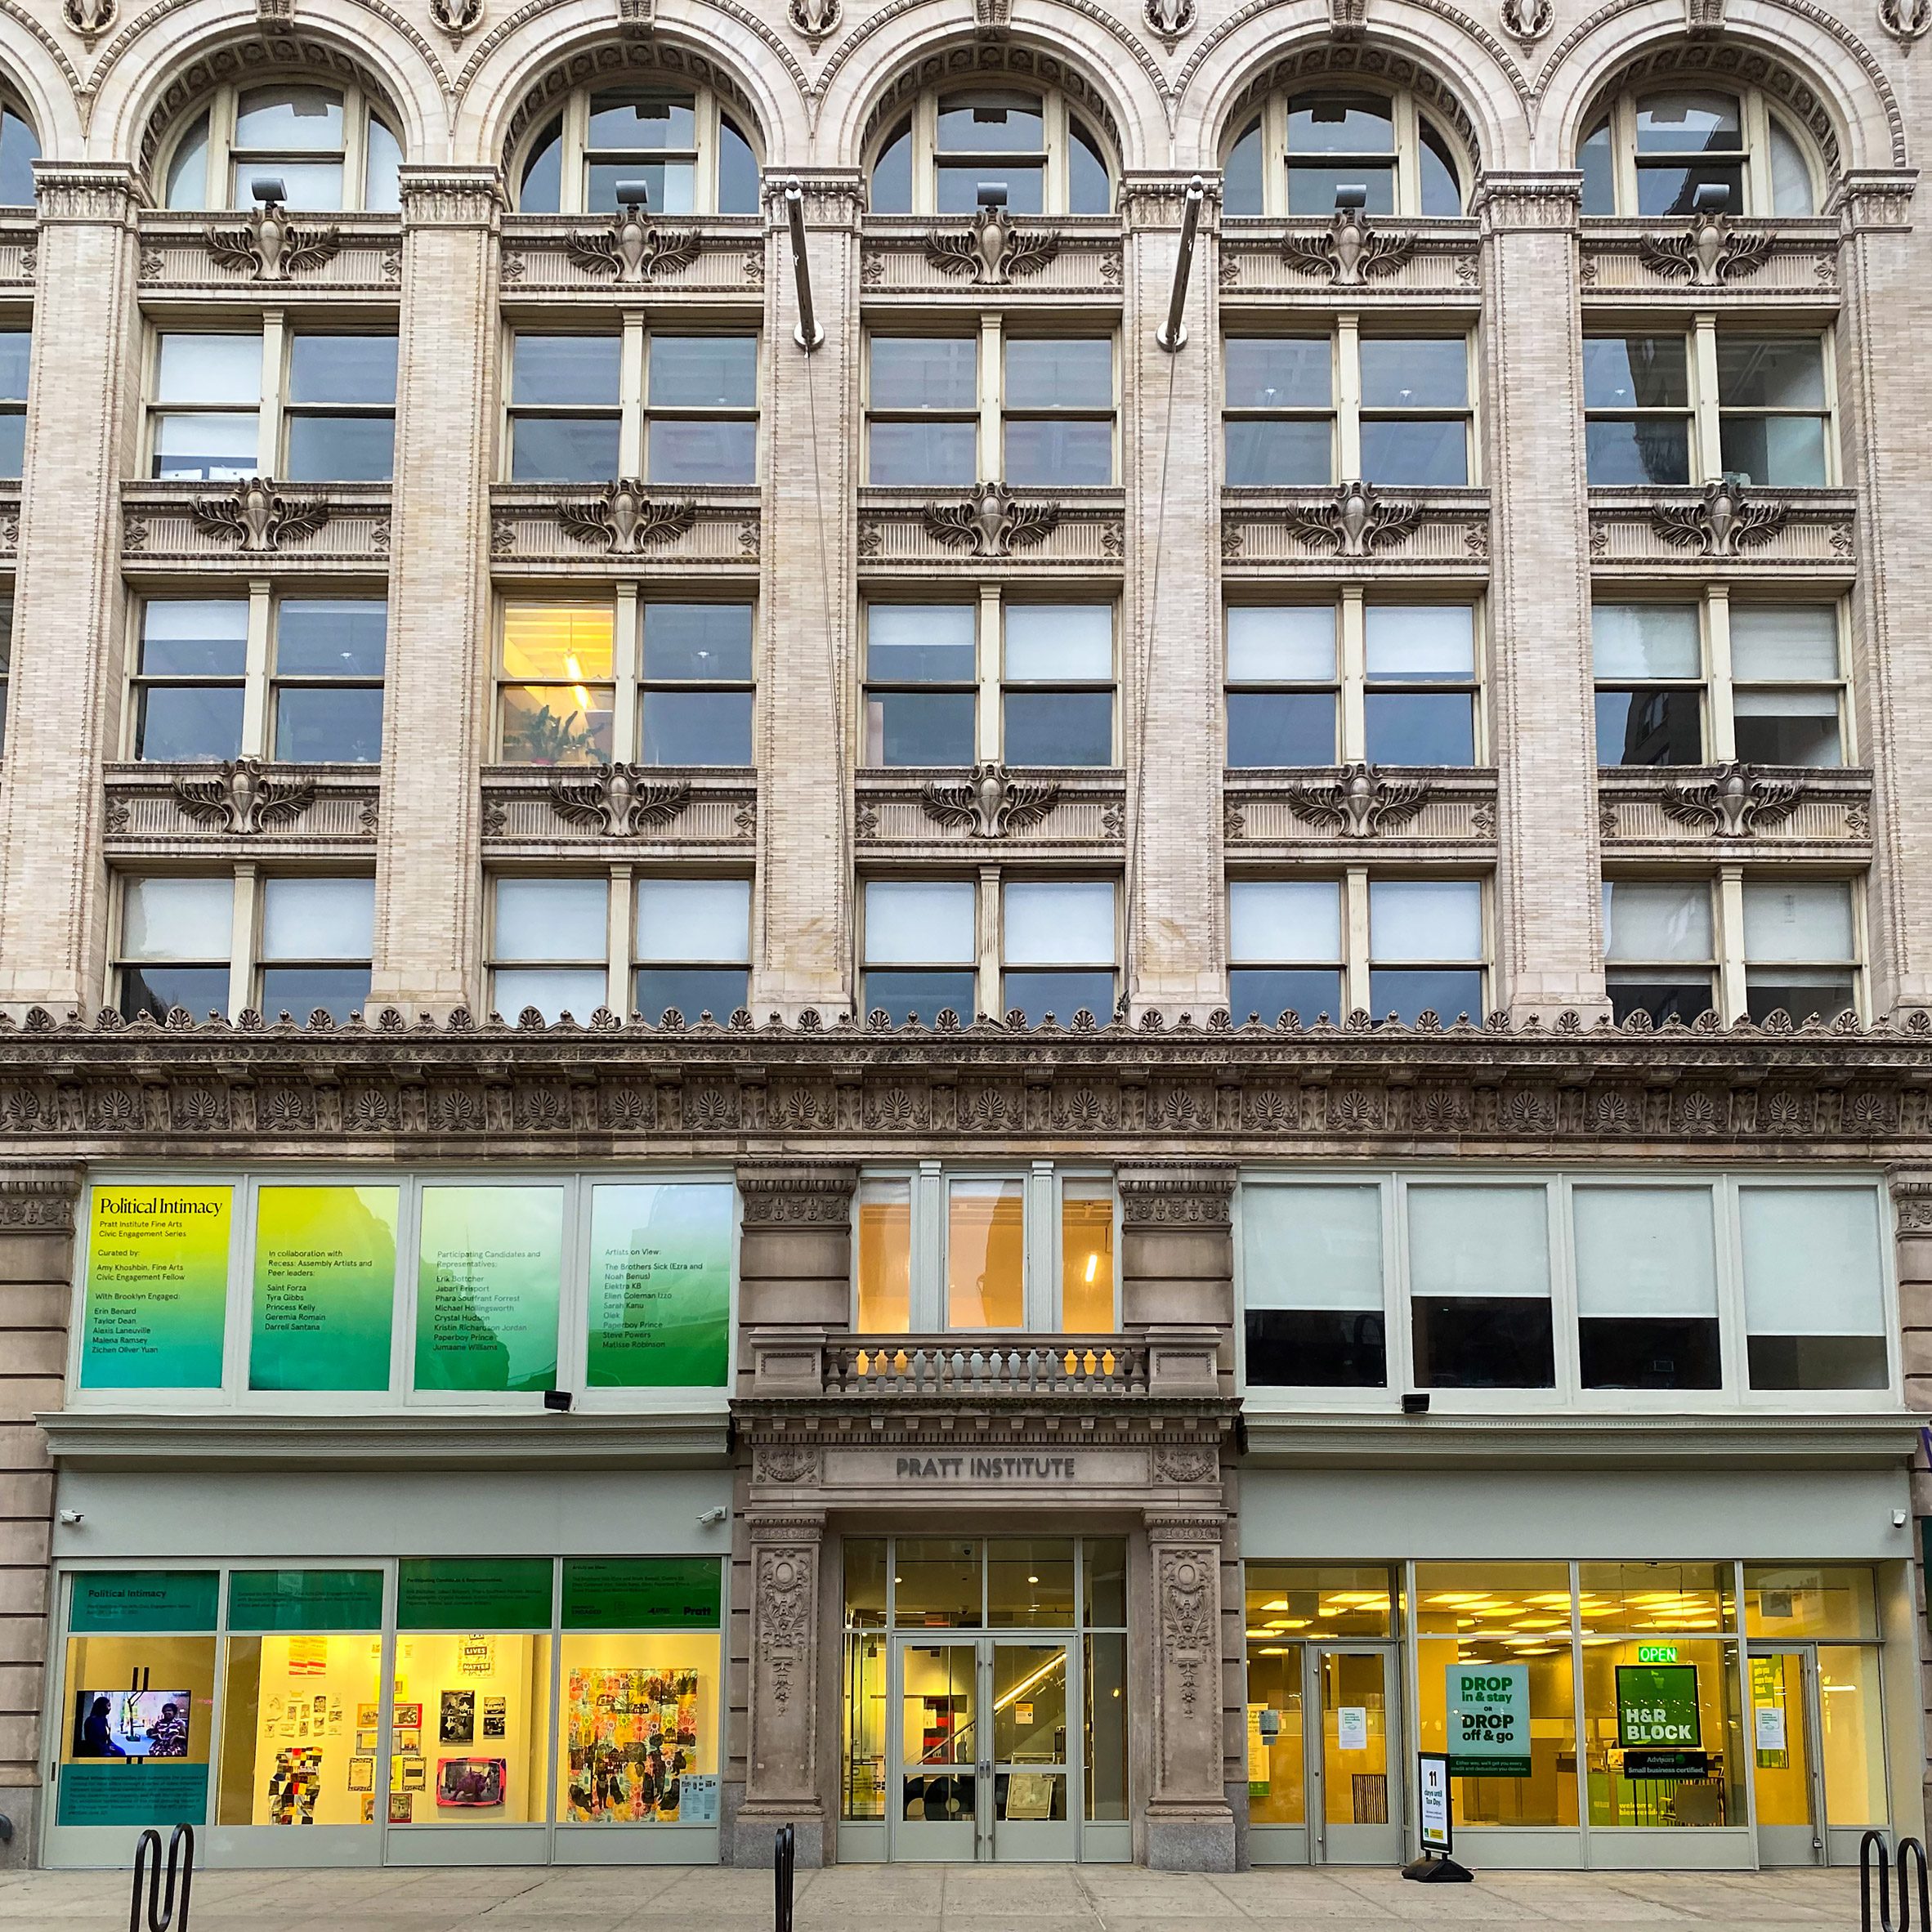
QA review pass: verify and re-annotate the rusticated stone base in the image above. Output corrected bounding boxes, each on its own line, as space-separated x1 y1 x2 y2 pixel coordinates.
1145 1804 1237 1872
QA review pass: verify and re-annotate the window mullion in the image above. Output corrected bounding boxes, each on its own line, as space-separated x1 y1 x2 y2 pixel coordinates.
1742 92 1772 217
229 863 257 1023
1344 864 1370 1014
620 318 646 476
1336 318 1362 479
915 1161 945 1331
1705 584 1735 761
1026 1161 1056 1331
978 862 1002 1020
611 584 640 763
606 862 632 1017
1716 865 1746 1021
980 314 1002 481
257 312 286 476
978 585 1001 761
342 84 369 216
1339 588 1366 761
1393 94 1419 218
1043 93 1068 217
562 92 589 217
241 579 272 758
1614 98 1639 216
1691 316 1721 482
209 84 237 210
695 92 720 217
914 94 938 219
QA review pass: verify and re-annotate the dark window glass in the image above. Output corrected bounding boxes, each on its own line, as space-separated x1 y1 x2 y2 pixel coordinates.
1583 337 1689 409
513 337 621 405
635 966 748 1024
1223 118 1263 217
275 686 383 763
120 964 229 1022
643 602 753 681
1636 159 1744 217
1578 119 1615 214
870 421 977 486
1746 975 1855 1025
1226 692 1336 767
276 601 387 677
1411 1298 1554 1388
1606 973 1714 1026
1246 1309 1386 1388
1594 688 1702 765
1746 1335 1888 1390
865 691 975 767
1719 416 1827 488
1360 418 1466 487
1004 420 1111 487
0 109 38 208
871 119 913 212
1069 121 1111 214
288 336 397 405
649 337 757 409
1368 967 1482 1025
642 689 752 766
0 411 21 479
1229 967 1344 1024
519 118 562 212
136 686 244 763
1225 421 1330 487
260 965 369 1022
1287 164 1393 216
510 417 619 483
587 89 695 147
1364 692 1473 765
284 415 393 482
1002 970 1113 1026
1419 124 1461 215
863 968 978 1026
1733 709 1840 766
937 165 1044 216
1580 1317 1722 1390
1002 691 1111 767
1584 419 1690 486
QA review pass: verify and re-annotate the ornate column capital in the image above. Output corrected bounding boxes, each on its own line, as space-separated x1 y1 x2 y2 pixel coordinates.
399 167 505 228
1120 171 1219 230
0 1161 83 1230
763 171 865 226
736 1162 858 1228
1471 170 1583 236
1831 169 1918 235
33 163 144 226
1116 1162 1235 1229
1887 1166 1932 1233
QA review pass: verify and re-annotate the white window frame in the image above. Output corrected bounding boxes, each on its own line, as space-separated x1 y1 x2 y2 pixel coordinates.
511 83 756 217
159 79 400 213
1222 86 1468 219
1233 1166 1900 1415
851 1161 1120 1335
1582 87 1821 219
869 86 1112 217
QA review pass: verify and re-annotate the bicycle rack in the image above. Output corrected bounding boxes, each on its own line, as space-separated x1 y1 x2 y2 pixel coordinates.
1863 1830 1930 1931
128 1822 194 1932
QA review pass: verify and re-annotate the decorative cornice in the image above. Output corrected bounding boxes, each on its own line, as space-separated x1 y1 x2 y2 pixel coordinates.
1116 1163 1236 1228
1471 171 1583 234
0 1162 83 1229
1831 168 1920 234
33 163 142 226
736 1162 859 1227
398 168 506 228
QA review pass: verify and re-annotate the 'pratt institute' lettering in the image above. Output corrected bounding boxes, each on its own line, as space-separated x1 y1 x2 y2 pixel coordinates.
895 1455 1078 1483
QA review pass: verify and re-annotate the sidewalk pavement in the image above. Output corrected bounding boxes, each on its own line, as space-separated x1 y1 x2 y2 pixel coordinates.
0 1859 1868 1931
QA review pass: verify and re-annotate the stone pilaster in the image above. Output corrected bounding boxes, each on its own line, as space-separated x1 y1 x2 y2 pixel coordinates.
753 174 862 1021
1831 173 1931 1022
1117 1163 1236 1379
0 1163 82 1867
733 1162 857 1390
367 169 502 1017
1143 1513 1234 1871
730 1512 826 1867
1120 176 1225 1018
1473 173 1609 1022
0 168 145 1015
1889 1166 1932 1831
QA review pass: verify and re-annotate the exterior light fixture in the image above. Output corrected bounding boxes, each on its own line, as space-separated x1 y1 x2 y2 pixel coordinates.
1692 181 1731 212
614 179 651 209
1334 183 1369 211
250 176 287 205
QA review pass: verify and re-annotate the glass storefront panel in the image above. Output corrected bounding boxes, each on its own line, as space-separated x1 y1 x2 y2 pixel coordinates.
217 1632 383 1825
557 1630 719 1823
1581 1638 1744 1828
1818 1645 1886 1827
894 1540 983 1627
845 1540 890 1630
1748 1652 1811 1826
1247 1564 1394 1639
1084 1633 1127 1821
1745 1566 1879 1639
901 1642 977 1822
58 1633 219 1827
1415 1563 1573 1641
1246 1644 1307 1824
1084 1540 1126 1630
1318 1650 1389 1826
844 1631 888 1821
1579 1565 1733 1635
988 1541 1076 1628
389 1630 552 1826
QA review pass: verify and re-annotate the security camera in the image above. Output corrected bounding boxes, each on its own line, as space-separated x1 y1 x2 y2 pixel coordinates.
250 176 288 206
696 1506 728 1527
1893 1509 1909 1528
56 1509 83 1527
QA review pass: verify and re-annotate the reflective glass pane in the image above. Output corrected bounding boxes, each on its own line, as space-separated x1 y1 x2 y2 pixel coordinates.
1420 124 1462 215
288 336 396 405
513 337 622 405
1732 698 1840 767
937 164 1044 216
586 89 695 148
141 601 249 677
1003 692 1112 767
136 687 244 763
1584 337 1688 410
1227 692 1336 766
1361 418 1467 487
647 420 757 485
871 123 912 214
1369 879 1481 962
1361 340 1466 410
642 603 754 681
364 119 401 212
493 968 605 1023
1223 118 1263 216
519 122 562 212
1578 119 1616 215
1742 880 1854 961
232 159 343 210
500 684 610 762
865 691 976 767
987 1543 1075 1628
1635 92 1741 153
262 877 373 960
1370 967 1483 1025
1003 970 1113 1026
1769 123 1815 216
1603 881 1713 962
1005 606 1111 682
1594 688 1702 766
634 878 749 962
635 967 747 1023
937 91 1044 153
641 689 751 766
719 116 760 215
122 964 229 1022
1729 606 1838 682
1287 164 1394 217
123 877 234 960
0 108 40 208
1230 968 1344 1024
856 1187 910 1334
1286 93 1393 154
0 331 29 401
865 881 974 965
275 600 386 678
1607 971 1714 1028
235 87 344 151
274 686 384 764
1224 339 1331 409
1004 419 1112 487
584 159 695 216
1743 1566 1879 1640
1585 419 1690 487
648 337 757 409
869 422 977 487
493 878 609 962
1070 121 1111 214
864 970 977 1026
1718 415 1827 488
1365 606 1473 680
1004 881 1112 964
948 1179 1024 1328
1365 691 1473 765
1592 606 1700 680
511 417 620 484
1004 340 1111 410
260 964 372 1021
1061 1183 1115 1332
157 334 262 405
1227 606 1336 682
1716 341 1826 409
893 1541 982 1627
1230 879 1341 963
1226 420 1331 487
285 415 393 483
503 604 616 682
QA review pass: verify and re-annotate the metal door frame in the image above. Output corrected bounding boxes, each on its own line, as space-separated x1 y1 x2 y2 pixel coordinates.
1304 1642 1402 1867
1748 1642 1827 1867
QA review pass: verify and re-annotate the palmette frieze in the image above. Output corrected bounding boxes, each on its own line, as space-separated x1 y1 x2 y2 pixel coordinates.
0 221 34 287
103 763 378 851
1226 768 1496 849
1588 488 1855 573
136 211 401 292
120 481 390 568
1599 765 1872 852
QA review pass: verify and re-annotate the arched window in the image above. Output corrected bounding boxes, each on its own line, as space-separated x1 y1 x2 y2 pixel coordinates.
1577 87 1817 217
161 82 402 212
1223 88 1465 219
869 87 1112 216
0 96 38 207
514 86 760 216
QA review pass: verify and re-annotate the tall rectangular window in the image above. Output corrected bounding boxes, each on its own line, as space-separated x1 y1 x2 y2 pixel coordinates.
1367 879 1483 1023
1001 606 1114 766
152 333 262 481
1730 606 1843 766
1223 337 1333 486
117 876 234 1020
1358 338 1469 486
1229 879 1344 1023
1603 879 1715 1025
1583 334 1690 485
863 604 977 767
946 1178 1025 1329
0 328 27 477
1002 879 1115 1024
132 599 249 763
1243 1183 1386 1388
1364 604 1474 763
646 335 758 485
257 877 373 1021
633 876 749 1022
865 337 978 487
1003 338 1114 487
1225 606 1337 766
490 876 609 1022
1716 338 1828 487
863 879 977 1025
641 602 754 767
1060 1180 1116 1331
1592 604 1703 766
508 334 621 483
1408 1183 1554 1389
1743 879 1857 1022
1572 1186 1720 1389
283 333 396 483
498 602 616 766
856 1178 912 1331
272 598 387 763
1739 1186 1887 1389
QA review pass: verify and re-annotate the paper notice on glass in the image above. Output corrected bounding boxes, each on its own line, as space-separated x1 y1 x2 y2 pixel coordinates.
681 1773 718 1823
1755 1704 1787 1753
1337 1706 1369 1753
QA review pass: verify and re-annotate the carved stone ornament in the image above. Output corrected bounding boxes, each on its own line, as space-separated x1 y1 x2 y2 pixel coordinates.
755 1541 816 1706
1650 481 1786 556
738 1164 859 1226
922 763 1061 838
1157 1546 1216 1715
548 764 691 837
429 0 483 31
60 0 115 42
557 481 695 553
1639 212 1771 286
1143 0 1196 48
1499 0 1552 42
1288 481 1420 557
755 1444 821 1485
975 0 1011 34
171 758 317 835
1880 0 1932 43
787 0 840 44
203 201 342 280
191 477 330 553
565 215 701 284
1284 209 1413 286
1328 0 1366 36
1153 1443 1219 1484
924 483 1059 557
1288 763 1429 839
924 205 1060 285
1660 762 1800 838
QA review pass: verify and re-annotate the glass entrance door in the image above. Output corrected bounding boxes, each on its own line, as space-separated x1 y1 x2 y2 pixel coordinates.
1308 1646 1401 1864
989 1640 1074 1860
1749 1647 1822 1867
895 1642 979 1861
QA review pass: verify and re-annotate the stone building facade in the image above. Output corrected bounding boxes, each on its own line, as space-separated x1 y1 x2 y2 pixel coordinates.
0 0 1926 1879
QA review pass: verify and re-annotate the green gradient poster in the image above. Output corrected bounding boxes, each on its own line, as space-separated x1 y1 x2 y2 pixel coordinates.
587 1183 732 1387
249 1187 399 1391
80 1186 231 1389
414 1186 561 1393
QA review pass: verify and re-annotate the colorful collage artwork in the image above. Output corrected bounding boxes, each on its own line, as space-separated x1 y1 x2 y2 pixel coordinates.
564 1668 700 1823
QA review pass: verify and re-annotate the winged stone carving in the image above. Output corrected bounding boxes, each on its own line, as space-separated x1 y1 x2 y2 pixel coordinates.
172 758 315 834
1650 481 1786 557
1287 481 1421 557
203 201 341 281
1284 208 1413 287
565 213 702 284
1660 762 1800 838
921 763 1060 838
191 477 331 553
924 206 1061 286
924 483 1059 558
549 764 691 837
1638 212 1773 288
1286 763 1428 839
557 481 695 553
788 0 841 42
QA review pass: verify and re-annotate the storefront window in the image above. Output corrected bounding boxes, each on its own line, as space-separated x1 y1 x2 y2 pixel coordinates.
57 1572 219 1829
895 1539 984 1626
217 1570 384 1827
989 1541 1076 1627
1084 1539 1127 1822
1817 1645 1887 1828
1579 1563 1733 1635
1744 1564 1879 1639
414 1186 565 1395
249 1187 399 1393
391 1559 553 1827
1415 1563 1576 1827
1581 1638 1744 1828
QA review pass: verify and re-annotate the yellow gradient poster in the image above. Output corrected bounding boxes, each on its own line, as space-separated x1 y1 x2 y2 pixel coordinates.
81 1185 231 1388
250 1187 399 1391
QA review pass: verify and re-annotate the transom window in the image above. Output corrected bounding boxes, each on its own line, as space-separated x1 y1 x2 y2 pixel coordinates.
861 876 1116 1028
1240 1171 1892 1399
495 597 754 768
1229 874 1486 1026
115 873 373 1023
1593 598 1847 769
0 327 26 478
855 1169 1117 1333
1578 87 1817 218
1227 599 1481 768
505 329 758 485
131 594 387 765
865 329 1116 489
487 873 751 1024
863 597 1115 769
162 82 401 212
516 84 760 216
1582 328 1833 487
1224 329 1474 488
870 87 1111 216
1223 87 1465 218
1603 873 1862 1026
149 328 397 482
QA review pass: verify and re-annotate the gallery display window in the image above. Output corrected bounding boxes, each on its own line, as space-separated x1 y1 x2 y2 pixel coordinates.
67 1170 737 1408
